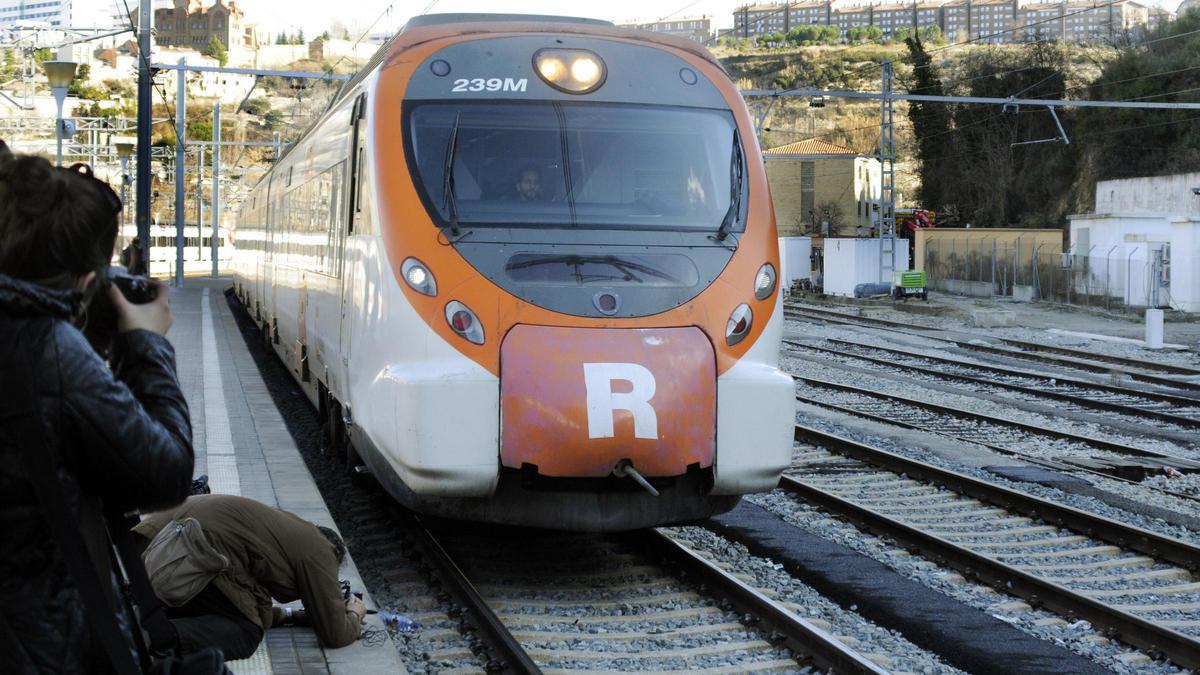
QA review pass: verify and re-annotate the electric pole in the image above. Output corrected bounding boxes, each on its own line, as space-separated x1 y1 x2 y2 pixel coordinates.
135 0 152 273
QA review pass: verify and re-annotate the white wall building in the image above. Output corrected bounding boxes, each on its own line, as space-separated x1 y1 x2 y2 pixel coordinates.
1068 172 1200 313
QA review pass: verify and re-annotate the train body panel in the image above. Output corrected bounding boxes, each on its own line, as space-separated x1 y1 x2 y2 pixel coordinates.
235 15 796 530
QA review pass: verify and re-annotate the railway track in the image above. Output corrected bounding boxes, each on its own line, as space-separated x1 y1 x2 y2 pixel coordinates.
327 454 892 674
417 523 889 674
784 337 1200 431
783 304 1200 393
789 373 1200 478
784 425 1200 670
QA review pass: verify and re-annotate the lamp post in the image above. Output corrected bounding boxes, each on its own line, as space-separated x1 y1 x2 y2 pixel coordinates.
42 60 78 167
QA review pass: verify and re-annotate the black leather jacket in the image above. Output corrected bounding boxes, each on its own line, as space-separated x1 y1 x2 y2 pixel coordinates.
0 274 194 673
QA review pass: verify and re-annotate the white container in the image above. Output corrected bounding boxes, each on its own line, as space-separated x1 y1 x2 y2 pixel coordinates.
778 236 813 290
822 238 910 297
1145 308 1164 349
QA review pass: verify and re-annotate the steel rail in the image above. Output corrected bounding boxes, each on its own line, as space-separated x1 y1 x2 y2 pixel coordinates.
995 335 1200 377
823 337 1200 408
791 339 1200 429
948 338 1200 394
792 393 1200 504
794 374 1185 460
787 425 1200 669
637 529 889 675
395 510 542 675
792 424 1200 570
785 306 1200 385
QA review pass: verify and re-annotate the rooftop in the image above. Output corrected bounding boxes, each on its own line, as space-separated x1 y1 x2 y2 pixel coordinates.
765 138 860 155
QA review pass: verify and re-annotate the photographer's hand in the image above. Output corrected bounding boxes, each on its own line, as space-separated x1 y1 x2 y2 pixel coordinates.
345 596 367 625
109 279 173 335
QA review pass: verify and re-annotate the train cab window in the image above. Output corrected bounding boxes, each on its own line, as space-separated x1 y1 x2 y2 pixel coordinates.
407 102 742 233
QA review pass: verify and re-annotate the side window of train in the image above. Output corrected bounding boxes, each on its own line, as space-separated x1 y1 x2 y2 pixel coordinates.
348 93 367 235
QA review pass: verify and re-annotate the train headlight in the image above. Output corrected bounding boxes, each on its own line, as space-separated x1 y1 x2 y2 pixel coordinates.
402 258 437 296
445 300 485 345
754 263 777 301
725 304 753 346
534 49 606 94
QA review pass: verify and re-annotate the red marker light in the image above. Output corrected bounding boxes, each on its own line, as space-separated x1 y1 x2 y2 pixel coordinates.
445 301 485 345
451 310 473 332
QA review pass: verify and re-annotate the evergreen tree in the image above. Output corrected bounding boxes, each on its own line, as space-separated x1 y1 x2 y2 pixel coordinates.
903 37 955 217
203 36 228 67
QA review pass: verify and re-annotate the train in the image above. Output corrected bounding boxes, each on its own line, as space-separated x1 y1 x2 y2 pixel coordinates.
233 13 796 530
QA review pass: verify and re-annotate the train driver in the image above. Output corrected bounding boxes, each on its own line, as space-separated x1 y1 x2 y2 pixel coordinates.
514 165 545 202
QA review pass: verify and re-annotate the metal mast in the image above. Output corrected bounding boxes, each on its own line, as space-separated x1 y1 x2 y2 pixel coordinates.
134 0 153 272
879 60 897 283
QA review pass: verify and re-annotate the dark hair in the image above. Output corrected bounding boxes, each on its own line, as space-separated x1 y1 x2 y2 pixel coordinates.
0 140 121 292
317 525 347 566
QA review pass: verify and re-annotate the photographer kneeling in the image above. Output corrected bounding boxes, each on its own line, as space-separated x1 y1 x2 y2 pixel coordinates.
0 142 195 673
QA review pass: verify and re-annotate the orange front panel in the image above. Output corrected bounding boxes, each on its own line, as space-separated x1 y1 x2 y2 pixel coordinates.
501 325 715 478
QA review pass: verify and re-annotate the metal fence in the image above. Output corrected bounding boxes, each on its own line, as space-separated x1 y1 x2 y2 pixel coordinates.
923 237 1174 312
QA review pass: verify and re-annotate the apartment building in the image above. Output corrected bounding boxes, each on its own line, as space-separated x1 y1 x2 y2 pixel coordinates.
733 0 1170 44
0 0 71 26
735 2 834 37
619 15 713 42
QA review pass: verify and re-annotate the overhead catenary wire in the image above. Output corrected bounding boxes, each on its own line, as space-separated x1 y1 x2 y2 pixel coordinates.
326 1 396 75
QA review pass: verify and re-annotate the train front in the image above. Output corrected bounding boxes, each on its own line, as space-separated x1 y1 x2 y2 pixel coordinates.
362 17 795 530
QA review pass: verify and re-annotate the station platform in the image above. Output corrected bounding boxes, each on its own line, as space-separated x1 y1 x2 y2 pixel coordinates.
164 278 405 675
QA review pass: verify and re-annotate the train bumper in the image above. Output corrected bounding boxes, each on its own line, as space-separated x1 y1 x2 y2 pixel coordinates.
710 357 796 494
499 324 716 478
361 358 500 497
711 292 796 495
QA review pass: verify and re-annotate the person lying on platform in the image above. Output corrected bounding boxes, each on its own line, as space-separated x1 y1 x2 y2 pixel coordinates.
133 494 367 660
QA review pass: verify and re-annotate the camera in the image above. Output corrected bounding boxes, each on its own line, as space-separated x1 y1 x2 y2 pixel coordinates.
81 266 158 358
107 265 156 304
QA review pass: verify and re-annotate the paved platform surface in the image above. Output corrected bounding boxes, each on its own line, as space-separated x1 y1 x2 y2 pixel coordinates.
164 278 404 675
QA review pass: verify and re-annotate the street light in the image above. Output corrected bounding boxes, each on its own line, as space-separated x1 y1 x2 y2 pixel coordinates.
42 60 78 167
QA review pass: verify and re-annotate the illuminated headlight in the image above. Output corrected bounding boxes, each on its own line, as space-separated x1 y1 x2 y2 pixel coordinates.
534 49 606 94
754 263 777 301
726 304 753 346
401 257 437 296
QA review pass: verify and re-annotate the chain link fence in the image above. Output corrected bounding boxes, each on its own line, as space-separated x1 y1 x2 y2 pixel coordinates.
923 237 1173 312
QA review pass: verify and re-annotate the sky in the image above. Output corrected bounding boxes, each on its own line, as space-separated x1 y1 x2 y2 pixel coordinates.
238 0 1191 36
239 0 741 36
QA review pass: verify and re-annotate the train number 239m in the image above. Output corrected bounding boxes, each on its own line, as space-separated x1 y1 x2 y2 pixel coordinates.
451 78 529 92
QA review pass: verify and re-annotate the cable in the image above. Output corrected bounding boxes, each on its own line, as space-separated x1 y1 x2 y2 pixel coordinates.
1120 85 1200 102
327 1 395 74
659 0 703 22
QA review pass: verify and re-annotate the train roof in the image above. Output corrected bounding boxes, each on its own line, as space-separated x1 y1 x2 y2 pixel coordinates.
403 13 615 29
313 13 725 131
256 14 726 186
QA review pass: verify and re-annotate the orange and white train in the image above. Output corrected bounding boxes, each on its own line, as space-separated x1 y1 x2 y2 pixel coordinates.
233 13 796 530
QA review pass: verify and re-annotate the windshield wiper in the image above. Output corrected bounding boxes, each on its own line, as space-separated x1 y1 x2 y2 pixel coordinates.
505 255 680 284
714 128 744 243
441 112 462 236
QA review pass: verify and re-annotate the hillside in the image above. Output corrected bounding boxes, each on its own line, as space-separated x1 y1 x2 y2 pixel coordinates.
714 42 1122 223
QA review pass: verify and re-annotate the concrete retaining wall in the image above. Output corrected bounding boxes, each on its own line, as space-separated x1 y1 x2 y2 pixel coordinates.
931 279 993 297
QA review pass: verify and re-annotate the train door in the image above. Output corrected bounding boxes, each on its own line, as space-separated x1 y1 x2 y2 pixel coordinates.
257 174 275 324
339 92 367 377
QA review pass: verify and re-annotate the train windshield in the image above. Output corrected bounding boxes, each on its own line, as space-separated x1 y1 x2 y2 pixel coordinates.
408 102 741 231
